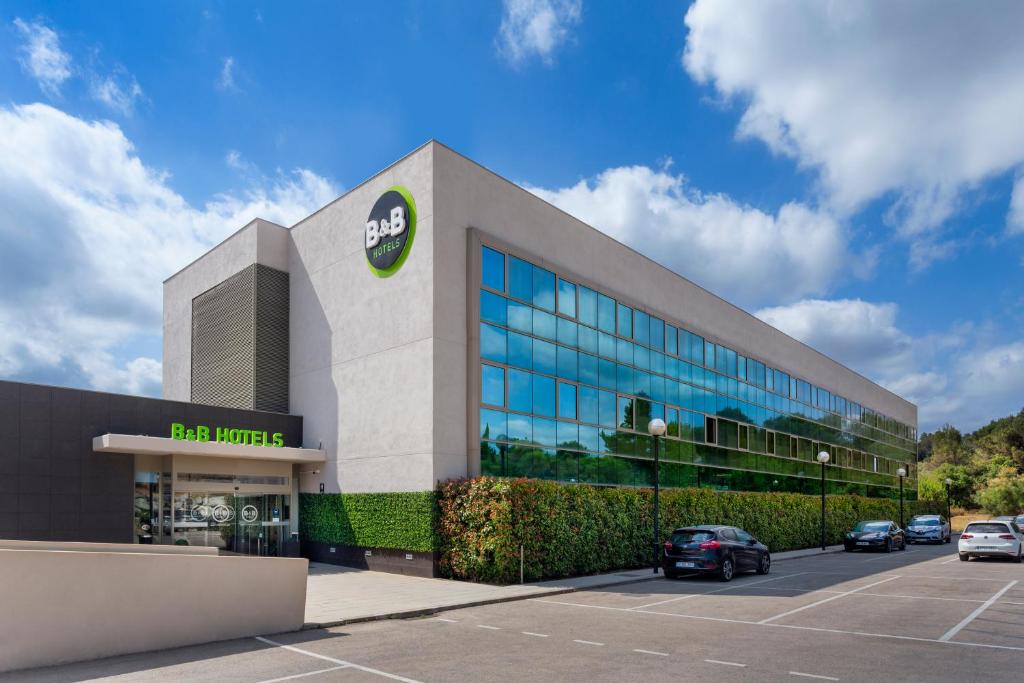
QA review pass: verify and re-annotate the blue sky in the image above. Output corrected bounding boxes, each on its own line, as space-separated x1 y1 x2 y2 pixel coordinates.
1 1 1023 432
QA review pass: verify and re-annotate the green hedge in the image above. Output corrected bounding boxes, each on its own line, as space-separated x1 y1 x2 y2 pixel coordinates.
299 492 435 552
437 477 940 584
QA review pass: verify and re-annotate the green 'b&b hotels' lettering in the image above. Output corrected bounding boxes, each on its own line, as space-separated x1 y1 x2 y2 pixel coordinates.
170 423 285 448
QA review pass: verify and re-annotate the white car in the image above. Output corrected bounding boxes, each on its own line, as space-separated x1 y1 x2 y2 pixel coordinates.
959 521 1023 562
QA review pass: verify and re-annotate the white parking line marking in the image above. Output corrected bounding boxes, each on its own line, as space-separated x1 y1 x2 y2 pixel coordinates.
758 575 901 624
941 557 961 564
939 580 1019 642
790 672 838 681
254 637 421 683
477 625 501 630
705 659 746 667
573 639 604 646
630 572 808 609
431 617 458 622
757 586 985 604
257 665 349 683
522 631 548 638
634 649 669 656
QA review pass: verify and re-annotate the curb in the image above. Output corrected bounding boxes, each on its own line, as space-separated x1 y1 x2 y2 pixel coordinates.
302 547 846 629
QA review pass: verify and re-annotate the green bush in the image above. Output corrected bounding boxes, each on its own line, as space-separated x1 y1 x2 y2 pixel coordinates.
437 477 940 584
300 491 435 552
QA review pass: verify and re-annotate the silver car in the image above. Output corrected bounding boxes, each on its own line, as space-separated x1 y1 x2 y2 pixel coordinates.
959 521 1023 562
905 514 951 544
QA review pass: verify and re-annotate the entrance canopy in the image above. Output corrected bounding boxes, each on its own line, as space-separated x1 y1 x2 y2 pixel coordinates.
93 433 326 464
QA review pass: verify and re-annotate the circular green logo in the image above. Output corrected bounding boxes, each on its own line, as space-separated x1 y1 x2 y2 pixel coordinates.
365 186 416 277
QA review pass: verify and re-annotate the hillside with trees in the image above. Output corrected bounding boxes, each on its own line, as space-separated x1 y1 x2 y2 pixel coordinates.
917 410 1024 514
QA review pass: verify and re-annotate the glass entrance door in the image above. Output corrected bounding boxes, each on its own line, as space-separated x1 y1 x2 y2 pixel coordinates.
171 492 290 555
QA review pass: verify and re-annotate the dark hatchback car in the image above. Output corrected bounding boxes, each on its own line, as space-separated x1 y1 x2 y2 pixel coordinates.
844 520 906 552
662 525 770 582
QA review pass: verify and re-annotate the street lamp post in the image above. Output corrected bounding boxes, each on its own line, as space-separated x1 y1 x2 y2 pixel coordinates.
897 467 907 530
649 418 667 575
945 477 953 524
816 451 830 551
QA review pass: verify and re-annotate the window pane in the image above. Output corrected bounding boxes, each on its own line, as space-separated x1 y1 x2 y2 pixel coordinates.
599 390 617 427
599 331 616 359
508 331 532 369
618 397 634 429
533 339 557 376
666 325 678 356
482 246 505 291
533 309 556 340
634 310 650 346
507 413 532 442
634 345 650 371
598 358 617 389
616 364 634 394
597 293 616 332
508 368 532 413
579 386 599 424
579 352 598 386
617 303 633 338
650 317 664 351
634 370 651 398
481 364 505 407
557 317 578 347
616 338 633 364
533 266 556 311
533 374 556 417
480 290 506 325
579 425 600 452
480 323 506 363
557 421 579 449
579 287 598 327
479 408 507 441
578 325 597 353
509 256 532 301
557 345 578 381
558 383 577 419
507 300 532 333
533 418 556 446
558 279 577 318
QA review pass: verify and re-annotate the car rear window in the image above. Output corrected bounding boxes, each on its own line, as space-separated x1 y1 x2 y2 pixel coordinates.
672 530 715 544
965 523 1012 533
910 518 940 526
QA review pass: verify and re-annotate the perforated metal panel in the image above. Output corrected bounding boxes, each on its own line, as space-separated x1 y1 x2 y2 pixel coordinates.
191 264 289 412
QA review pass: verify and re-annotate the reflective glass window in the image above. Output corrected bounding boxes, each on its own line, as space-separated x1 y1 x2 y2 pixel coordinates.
634 345 650 370
533 309 556 340
617 338 633 364
690 333 705 365
533 339 557 376
509 256 532 301
705 341 716 368
634 370 651 398
666 325 678 356
482 246 505 291
617 364 634 394
557 345 578 381
557 421 578 448
481 364 505 406
507 300 532 333
480 290 506 325
597 294 616 332
634 310 650 345
507 413 532 442
650 317 665 351
480 408 507 440
533 374 556 417
579 386 600 424
738 355 747 381
715 345 729 375
558 279 577 318
557 317 578 347
480 323 506 363
579 425 600 452
558 383 577 419
599 332 616 359
650 351 665 376
578 325 597 354
598 358 617 389
533 266 555 311
579 287 598 327
508 331 532 370
508 368 532 413
534 418 556 446
617 303 633 338
578 352 598 387
618 396 634 429
598 390 617 427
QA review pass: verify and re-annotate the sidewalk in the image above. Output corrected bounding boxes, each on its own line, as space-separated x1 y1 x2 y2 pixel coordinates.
303 544 844 628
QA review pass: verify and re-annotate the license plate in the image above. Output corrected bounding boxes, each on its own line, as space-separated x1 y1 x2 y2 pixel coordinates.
977 546 997 550
856 541 869 545
676 561 696 568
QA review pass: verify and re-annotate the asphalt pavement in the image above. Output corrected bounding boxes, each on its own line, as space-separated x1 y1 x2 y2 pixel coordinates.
8 540 1024 682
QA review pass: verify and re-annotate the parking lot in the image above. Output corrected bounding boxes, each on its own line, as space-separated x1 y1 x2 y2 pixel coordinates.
8 541 1024 682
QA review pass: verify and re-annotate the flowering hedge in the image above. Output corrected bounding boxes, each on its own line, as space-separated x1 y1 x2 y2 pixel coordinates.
436 477 939 584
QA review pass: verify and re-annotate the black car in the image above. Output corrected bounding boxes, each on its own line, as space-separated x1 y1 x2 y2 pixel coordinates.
844 520 906 552
662 525 770 582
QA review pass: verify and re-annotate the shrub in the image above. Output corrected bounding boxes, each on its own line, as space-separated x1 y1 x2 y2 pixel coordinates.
436 477 939 584
299 491 435 552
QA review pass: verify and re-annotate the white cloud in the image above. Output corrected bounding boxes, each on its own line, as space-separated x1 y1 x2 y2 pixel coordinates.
526 164 855 308
218 56 238 91
1009 174 1024 235
497 0 581 66
754 297 1024 432
0 103 338 396
13 18 72 96
683 1 1024 255
90 70 145 116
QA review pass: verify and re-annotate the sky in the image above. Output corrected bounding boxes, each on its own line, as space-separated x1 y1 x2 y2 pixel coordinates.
1 1 1023 434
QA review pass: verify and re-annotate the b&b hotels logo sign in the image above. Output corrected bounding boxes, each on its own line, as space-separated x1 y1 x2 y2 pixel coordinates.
365 186 416 277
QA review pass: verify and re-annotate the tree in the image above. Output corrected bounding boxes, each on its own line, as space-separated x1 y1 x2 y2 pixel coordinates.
976 471 1024 516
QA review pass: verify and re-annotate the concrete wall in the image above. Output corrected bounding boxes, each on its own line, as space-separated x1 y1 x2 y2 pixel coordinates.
288 143 437 493
163 219 289 402
430 143 917 476
0 539 217 554
0 548 307 673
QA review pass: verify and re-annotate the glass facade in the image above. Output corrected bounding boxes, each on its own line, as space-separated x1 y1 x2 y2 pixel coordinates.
477 245 918 499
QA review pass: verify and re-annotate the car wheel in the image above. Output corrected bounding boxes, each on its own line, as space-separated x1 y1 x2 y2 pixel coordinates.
1015 550 1022 564
884 539 892 553
959 553 969 562
945 534 951 544
900 538 907 551
719 557 735 582
756 552 771 575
